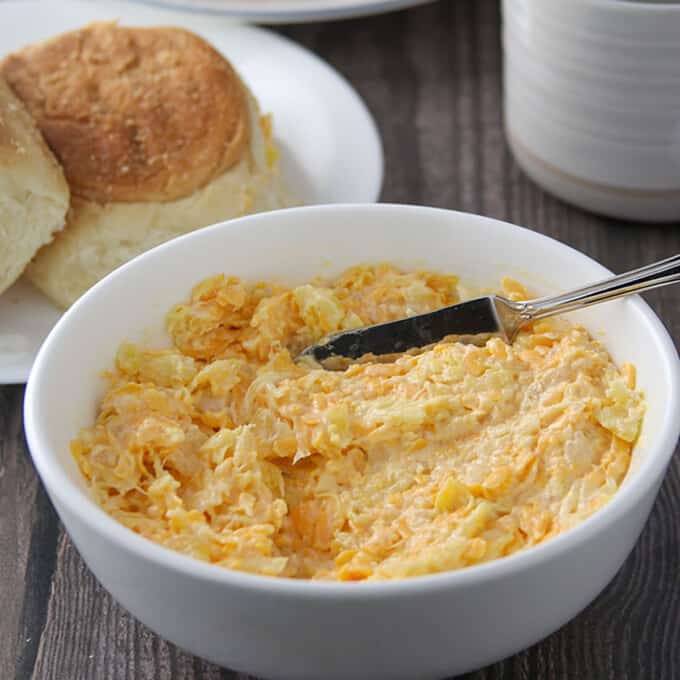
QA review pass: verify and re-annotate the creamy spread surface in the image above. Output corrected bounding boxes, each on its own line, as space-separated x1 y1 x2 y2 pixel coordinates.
72 265 644 580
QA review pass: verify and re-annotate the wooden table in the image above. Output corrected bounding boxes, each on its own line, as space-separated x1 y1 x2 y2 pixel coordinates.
2 1 679 678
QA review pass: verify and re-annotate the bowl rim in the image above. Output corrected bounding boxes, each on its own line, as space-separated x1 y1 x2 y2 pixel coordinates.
517 0 680 13
24 203 680 599
585 0 680 12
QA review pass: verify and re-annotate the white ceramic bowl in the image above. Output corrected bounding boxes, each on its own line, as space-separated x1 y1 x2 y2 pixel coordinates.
24 205 680 679
503 0 680 222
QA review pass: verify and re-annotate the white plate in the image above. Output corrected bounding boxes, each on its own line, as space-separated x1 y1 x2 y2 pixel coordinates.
0 0 383 384
125 0 437 24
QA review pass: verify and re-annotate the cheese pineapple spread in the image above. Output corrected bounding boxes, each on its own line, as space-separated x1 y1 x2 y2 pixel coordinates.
72 265 644 581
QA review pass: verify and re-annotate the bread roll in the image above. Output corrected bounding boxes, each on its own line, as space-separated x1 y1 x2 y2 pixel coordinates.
0 77 69 296
2 23 289 308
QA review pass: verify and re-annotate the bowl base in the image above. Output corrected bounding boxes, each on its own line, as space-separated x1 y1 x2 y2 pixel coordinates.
507 131 680 224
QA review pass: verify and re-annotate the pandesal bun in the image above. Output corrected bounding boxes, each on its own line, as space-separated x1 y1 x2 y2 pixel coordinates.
2 23 290 308
2 22 250 204
0 77 69 296
25 93 288 308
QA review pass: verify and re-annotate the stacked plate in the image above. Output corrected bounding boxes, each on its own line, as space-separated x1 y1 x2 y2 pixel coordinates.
129 0 436 23
503 0 680 222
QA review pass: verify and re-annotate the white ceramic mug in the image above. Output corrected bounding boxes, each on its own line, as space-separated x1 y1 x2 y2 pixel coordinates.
503 0 680 222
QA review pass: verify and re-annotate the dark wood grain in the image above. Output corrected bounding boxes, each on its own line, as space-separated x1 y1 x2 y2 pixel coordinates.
1 1 679 679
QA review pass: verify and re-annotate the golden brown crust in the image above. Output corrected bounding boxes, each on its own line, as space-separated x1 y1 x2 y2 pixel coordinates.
0 76 56 165
1 22 250 203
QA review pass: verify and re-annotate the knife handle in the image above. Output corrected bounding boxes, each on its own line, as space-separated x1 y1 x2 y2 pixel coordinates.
520 253 680 321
